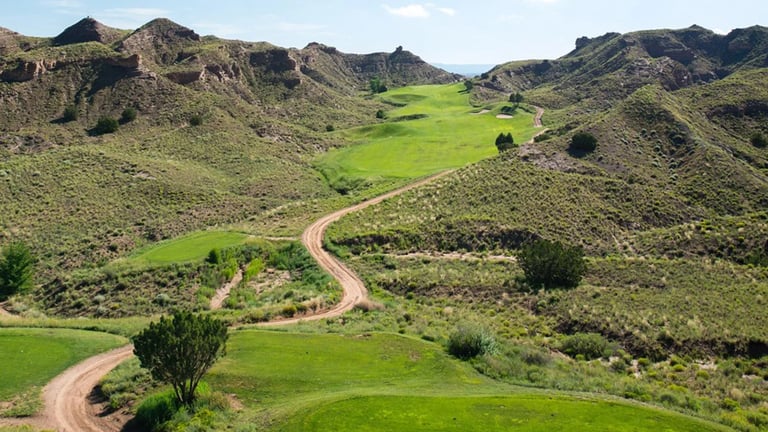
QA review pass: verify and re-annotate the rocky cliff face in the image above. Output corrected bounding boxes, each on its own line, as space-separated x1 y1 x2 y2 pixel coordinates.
0 18 456 131
479 25 768 105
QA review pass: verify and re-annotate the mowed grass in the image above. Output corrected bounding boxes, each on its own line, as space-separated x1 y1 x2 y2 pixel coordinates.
316 83 537 182
207 331 491 404
280 395 731 432
125 231 251 265
207 331 725 431
0 328 126 401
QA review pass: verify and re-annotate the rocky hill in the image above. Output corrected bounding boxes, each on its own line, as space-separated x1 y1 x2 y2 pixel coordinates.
0 17 456 275
477 25 768 108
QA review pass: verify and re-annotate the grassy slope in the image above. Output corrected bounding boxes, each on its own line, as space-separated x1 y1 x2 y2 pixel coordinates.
316 84 536 187
206 331 725 431
281 395 729 432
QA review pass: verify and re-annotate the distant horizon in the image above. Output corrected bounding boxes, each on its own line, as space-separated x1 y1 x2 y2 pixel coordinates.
2 1 766 64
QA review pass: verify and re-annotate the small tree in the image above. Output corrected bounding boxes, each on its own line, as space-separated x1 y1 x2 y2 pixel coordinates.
495 132 515 152
570 131 597 152
751 132 767 148
62 105 78 122
463 79 474 92
133 312 228 405
509 92 524 107
369 77 387 94
0 242 35 298
120 107 137 124
94 116 119 135
517 239 585 290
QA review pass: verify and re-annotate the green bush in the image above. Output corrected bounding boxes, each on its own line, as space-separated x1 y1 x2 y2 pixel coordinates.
517 239 585 290
0 242 35 298
135 389 179 430
495 133 515 152
62 105 78 122
93 116 119 135
570 131 597 152
751 132 767 148
376 109 386 119
189 114 204 126
120 107 137 123
560 333 614 360
206 248 222 265
447 325 497 360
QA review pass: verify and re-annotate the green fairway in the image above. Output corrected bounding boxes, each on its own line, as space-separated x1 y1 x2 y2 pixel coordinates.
0 328 126 401
280 395 730 432
316 83 537 186
207 331 490 404
207 331 726 431
127 231 251 265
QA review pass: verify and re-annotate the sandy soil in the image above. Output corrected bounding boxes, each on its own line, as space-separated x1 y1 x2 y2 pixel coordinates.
210 269 243 310
496 114 514 119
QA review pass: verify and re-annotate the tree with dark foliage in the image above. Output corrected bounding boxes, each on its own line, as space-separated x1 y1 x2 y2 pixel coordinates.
133 312 228 405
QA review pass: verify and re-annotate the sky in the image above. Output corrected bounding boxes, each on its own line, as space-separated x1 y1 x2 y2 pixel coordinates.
2 0 767 64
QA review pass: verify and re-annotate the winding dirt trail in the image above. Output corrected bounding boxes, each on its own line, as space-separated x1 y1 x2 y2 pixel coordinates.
260 170 453 326
1 105 545 431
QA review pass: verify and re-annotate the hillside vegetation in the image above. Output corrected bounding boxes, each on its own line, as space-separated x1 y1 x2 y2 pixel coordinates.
1 18 768 432
326 25 768 431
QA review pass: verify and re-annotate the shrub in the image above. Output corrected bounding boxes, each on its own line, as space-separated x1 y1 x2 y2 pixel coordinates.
206 248 222 265
447 325 497 360
62 105 78 122
353 299 385 312
376 109 386 119
94 116 119 135
751 132 767 148
517 239 585 290
135 389 179 430
0 242 35 298
533 132 551 142
570 131 597 152
120 107 137 123
281 304 297 317
325 124 335 132
560 333 614 360
495 132 515 152
189 114 204 126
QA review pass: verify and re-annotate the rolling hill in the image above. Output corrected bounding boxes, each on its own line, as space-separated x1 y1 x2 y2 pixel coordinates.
0 17 458 280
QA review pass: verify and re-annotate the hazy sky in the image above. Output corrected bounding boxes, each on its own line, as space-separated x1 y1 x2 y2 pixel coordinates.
3 0 767 64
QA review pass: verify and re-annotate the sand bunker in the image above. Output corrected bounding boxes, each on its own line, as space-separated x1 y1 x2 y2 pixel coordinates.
471 109 490 115
496 114 514 119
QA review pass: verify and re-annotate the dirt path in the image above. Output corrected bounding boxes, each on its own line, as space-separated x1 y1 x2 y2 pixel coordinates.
0 345 135 432
0 170 454 431
0 105 546 431
210 269 243 310
43 345 135 432
532 105 544 128
260 170 454 326
525 106 548 144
